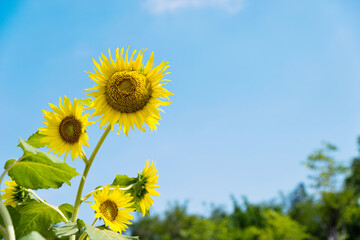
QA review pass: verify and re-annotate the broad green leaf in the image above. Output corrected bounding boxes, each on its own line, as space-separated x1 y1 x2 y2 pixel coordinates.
59 203 74 220
26 131 48 148
14 200 65 238
111 175 137 188
19 231 46 240
18 138 62 164
53 222 79 237
4 159 16 170
5 139 79 189
78 98 93 107
84 223 139 240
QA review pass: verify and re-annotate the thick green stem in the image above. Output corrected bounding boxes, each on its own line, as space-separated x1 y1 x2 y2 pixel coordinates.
69 126 111 240
0 201 13 240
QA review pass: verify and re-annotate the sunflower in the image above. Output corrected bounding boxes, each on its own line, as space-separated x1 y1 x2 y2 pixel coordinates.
91 185 134 233
1 180 28 207
133 161 160 216
86 47 173 136
39 96 93 160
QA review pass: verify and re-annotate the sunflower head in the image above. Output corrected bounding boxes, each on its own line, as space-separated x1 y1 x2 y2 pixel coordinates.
39 96 94 160
1 180 29 207
91 185 135 233
130 161 160 216
86 47 173 136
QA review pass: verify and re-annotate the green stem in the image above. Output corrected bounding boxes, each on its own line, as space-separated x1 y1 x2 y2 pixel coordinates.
0 155 26 240
77 231 87 240
0 202 13 240
81 151 88 165
78 219 97 240
27 189 68 223
0 155 26 186
69 126 111 240
0 224 7 239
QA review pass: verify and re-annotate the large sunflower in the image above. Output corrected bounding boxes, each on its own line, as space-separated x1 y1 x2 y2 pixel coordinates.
133 161 160 216
86 47 173 136
91 185 134 233
1 180 28 207
39 96 93 160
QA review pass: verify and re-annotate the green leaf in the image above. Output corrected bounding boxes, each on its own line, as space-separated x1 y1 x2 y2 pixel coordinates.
78 98 93 107
14 200 65 238
0 206 20 239
19 231 46 240
58 203 74 220
111 175 137 188
53 222 79 237
26 131 48 148
77 219 86 229
0 206 20 226
18 138 63 164
5 139 79 190
84 223 139 240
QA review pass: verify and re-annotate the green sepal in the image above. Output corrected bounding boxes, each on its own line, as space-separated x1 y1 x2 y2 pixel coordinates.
53 222 79 237
14 199 66 239
5 139 79 190
19 231 46 240
83 223 139 240
132 202 150 216
26 131 48 148
111 174 137 188
78 98 93 107
126 174 150 215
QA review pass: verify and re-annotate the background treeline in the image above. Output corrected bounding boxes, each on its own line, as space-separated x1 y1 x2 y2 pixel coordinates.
131 138 360 240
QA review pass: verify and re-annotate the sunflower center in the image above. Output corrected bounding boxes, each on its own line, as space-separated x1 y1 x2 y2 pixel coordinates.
58 116 82 144
105 71 151 113
100 200 118 221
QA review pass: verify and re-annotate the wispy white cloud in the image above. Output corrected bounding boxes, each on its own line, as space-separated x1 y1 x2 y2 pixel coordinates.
144 0 244 14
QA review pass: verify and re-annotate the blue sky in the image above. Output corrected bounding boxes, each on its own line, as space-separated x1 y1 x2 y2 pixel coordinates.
1 0 360 223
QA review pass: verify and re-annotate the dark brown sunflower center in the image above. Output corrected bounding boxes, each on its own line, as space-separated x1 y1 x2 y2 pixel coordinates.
105 71 151 113
58 116 82 144
100 200 118 221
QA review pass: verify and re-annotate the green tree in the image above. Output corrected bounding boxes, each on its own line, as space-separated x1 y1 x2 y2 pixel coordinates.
300 141 359 240
131 200 309 240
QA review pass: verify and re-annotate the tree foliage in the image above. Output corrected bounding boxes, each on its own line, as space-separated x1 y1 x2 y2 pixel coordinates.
132 137 360 240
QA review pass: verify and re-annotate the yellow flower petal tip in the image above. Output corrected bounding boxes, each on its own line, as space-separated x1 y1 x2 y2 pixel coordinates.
137 160 160 216
85 47 172 136
91 185 135 233
39 96 93 161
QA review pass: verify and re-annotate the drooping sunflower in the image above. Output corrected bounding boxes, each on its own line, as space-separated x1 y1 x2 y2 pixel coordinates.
132 161 160 216
1 180 28 207
91 185 134 233
39 96 93 160
85 47 173 136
